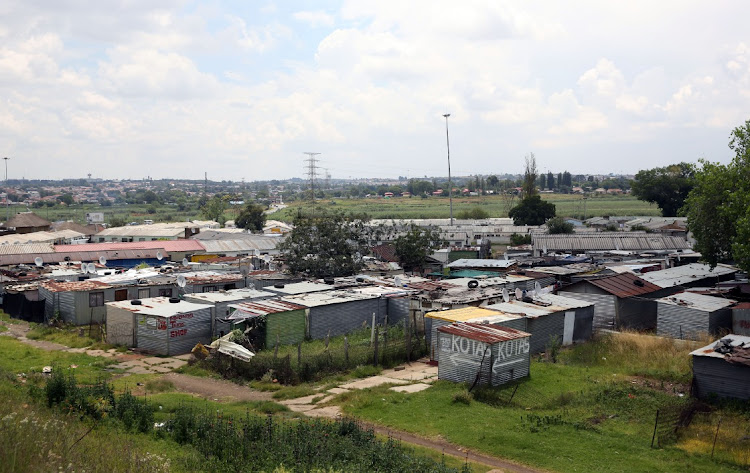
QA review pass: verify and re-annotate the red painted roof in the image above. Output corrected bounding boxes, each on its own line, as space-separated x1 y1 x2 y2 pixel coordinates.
42 280 111 292
54 240 205 253
437 322 530 343
587 272 660 298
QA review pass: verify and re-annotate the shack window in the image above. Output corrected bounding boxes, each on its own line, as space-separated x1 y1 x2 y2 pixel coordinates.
138 288 151 299
224 283 237 290
89 292 104 307
158 288 172 297
202 286 217 293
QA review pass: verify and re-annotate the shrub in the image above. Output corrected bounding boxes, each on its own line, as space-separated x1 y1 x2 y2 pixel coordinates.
452 390 473 405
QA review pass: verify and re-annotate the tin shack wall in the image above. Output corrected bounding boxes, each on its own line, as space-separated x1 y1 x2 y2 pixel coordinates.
106 305 136 346
135 306 212 355
436 331 530 386
265 308 306 347
307 298 383 340
692 356 750 400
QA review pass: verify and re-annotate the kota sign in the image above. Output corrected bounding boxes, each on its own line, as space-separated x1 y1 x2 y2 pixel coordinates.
439 333 529 376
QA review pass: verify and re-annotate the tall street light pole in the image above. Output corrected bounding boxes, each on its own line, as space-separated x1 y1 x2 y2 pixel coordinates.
3 157 9 223
443 114 453 226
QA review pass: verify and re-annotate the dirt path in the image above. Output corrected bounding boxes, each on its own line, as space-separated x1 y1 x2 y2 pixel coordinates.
162 372 274 402
362 421 543 473
1 320 69 350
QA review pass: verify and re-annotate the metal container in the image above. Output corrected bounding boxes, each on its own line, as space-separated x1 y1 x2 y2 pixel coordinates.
437 323 531 386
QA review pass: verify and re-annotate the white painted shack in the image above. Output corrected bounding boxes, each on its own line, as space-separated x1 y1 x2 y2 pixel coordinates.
437 323 531 386
655 292 735 340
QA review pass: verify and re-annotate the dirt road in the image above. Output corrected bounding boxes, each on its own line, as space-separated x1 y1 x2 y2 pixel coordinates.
162 372 274 402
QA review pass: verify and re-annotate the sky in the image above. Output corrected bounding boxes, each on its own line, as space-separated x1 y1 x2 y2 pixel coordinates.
2 1 750 182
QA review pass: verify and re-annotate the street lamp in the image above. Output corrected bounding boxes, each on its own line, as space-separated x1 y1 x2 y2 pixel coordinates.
442 114 453 226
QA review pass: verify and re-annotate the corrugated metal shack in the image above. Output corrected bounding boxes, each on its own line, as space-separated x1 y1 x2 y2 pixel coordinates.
133 297 213 355
229 299 308 347
691 335 750 400
640 263 738 297
38 280 115 325
347 285 416 326
437 323 531 386
655 292 735 340
425 307 525 361
281 290 385 340
244 271 303 290
263 280 336 296
526 293 596 344
184 287 276 337
558 273 660 332
733 303 750 336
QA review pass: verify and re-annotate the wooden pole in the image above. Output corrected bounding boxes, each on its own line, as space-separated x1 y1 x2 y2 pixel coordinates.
711 416 722 459
651 409 660 448
373 326 379 366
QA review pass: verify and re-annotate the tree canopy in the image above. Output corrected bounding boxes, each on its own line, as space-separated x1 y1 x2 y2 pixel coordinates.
522 153 538 197
277 210 373 278
236 203 267 232
201 195 228 224
394 224 445 273
508 195 556 226
684 120 750 271
631 162 695 217
546 216 574 234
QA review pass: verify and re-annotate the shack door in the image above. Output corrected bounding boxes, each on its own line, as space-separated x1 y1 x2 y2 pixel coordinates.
563 311 575 346
114 289 128 301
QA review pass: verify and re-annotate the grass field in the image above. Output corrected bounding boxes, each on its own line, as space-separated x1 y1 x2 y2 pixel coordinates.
333 332 746 473
274 194 660 221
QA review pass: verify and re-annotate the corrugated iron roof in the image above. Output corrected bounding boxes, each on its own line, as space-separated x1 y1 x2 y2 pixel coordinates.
690 335 750 361
586 272 660 297
186 273 244 284
425 307 505 322
41 280 111 292
447 259 517 269
437 322 530 343
54 240 205 253
532 234 691 251
640 263 737 288
656 292 736 312
229 299 306 316
6 212 51 228
199 237 278 253
0 243 55 255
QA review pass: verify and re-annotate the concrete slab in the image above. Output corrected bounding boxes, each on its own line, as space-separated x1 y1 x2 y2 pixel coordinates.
305 406 342 418
315 394 337 404
280 394 319 405
127 366 153 375
389 383 431 393
327 387 350 395
148 365 173 373
340 376 409 390
384 370 437 381
156 359 188 370
141 357 170 365
284 403 318 413
173 354 193 361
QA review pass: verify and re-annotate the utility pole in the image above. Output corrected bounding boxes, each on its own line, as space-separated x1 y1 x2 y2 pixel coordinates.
303 152 321 211
3 157 9 223
443 114 454 226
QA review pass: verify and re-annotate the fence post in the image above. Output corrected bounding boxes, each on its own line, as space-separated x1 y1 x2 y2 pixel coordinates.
371 313 376 346
406 323 411 363
711 416 722 459
384 327 388 362
297 342 302 367
373 326 379 366
344 336 349 364
651 409 660 448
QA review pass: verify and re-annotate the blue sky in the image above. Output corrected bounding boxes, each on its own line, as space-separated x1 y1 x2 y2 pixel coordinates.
1 1 750 181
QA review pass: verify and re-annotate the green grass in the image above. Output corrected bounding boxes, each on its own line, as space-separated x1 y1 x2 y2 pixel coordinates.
274 194 660 221
173 361 220 378
26 323 109 349
334 333 744 473
147 392 292 421
0 310 22 325
271 385 317 400
0 337 116 382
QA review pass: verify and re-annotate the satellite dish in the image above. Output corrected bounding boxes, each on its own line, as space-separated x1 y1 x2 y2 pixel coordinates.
263 255 271 262
535 282 542 293
240 267 249 277
87 263 96 273
394 276 403 287
34 257 43 267
80 263 88 274
268 263 276 271
99 256 107 265
156 251 163 261
502 288 509 303
515 288 523 300
176 275 186 288
182 258 189 267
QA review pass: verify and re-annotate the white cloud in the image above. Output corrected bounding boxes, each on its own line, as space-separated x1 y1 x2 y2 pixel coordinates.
293 10 335 28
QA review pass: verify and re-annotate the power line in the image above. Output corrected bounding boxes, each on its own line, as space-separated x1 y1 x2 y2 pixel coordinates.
303 152 321 210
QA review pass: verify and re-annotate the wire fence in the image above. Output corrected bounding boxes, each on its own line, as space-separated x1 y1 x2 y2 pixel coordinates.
205 316 430 384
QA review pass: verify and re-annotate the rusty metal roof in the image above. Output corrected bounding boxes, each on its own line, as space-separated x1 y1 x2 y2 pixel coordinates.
229 299 306 316
533 233 692 251
585 272 660 297
54 240 204 253
186 273 244 284
41 279 111 292
437 322 530 343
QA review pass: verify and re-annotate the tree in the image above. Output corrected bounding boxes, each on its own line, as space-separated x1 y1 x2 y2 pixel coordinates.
57 193 74 206
538 173 546 190
562 171 572 187
394 224 445 272
236 203 267 232
631 163 695 217
201 195 228 224
684 120 750 270
456 207 490 219
521 153 538 197
486 175 499 189
546 172 555 190
546 216 574 234
508 195 556 225
277 210 372 278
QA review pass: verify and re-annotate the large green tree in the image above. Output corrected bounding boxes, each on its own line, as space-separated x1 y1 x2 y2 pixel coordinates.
235 203 267 232
201 195 228 225
631 163 695 217
394 224 445 272
508 195 556 225
521 153 538 197
278 210 373 278
684 120 750 271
